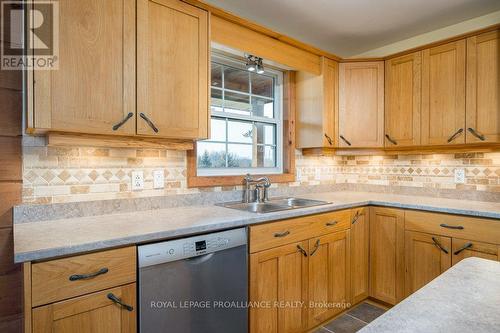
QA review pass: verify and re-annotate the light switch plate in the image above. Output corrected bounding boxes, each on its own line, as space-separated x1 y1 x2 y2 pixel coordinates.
131 171 144 191
454 168 465 184
153 169 165 189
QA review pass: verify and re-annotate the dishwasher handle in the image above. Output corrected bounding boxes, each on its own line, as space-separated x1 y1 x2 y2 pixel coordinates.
186 252 215 265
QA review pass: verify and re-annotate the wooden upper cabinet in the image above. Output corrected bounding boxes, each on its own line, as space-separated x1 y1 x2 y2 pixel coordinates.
137 0 209 139
296 57 338 149
405 231 451 296
308 230 351 328
249 241 309 333
339 62 384 148
32 283 136 333
421 40 466 145
350 207 370 305
369 207 405 305
33 0 136 136
385 52 422 147
466 29 500 143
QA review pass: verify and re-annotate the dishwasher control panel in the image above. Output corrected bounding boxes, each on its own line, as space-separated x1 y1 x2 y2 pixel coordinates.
138 228 247 268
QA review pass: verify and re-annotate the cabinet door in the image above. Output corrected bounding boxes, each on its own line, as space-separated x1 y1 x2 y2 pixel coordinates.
33 0 136 135
405 231 451 296
452 238 499 265
369 207 405 305
250 241 309 333
466 29 500 143
385 52 421 147
308 230 350 328
32 283 136 333
421 40 466 145
350 207 369 304
339 62 384 148
137 0 209 139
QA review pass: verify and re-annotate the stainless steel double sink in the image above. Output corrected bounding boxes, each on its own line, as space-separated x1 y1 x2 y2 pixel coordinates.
219 197 331 214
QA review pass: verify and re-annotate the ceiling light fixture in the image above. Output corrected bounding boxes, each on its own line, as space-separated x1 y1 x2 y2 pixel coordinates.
256 58 264 74
245 54 264 74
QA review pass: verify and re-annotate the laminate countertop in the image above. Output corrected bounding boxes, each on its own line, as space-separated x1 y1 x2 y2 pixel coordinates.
359 257 500 333
13 191 500 263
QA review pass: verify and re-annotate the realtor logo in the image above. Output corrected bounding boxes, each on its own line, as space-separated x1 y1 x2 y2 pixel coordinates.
1 0 59 70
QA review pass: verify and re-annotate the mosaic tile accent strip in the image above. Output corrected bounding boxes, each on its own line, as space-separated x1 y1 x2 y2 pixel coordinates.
21 136 500 204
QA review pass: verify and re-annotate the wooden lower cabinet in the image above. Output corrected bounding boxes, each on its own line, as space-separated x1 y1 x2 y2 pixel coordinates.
404 231 451 296
350 208 369 304
369 207 405 305
32 283 136 333
308 230 351 328
250 241 309 333
452 238 500 265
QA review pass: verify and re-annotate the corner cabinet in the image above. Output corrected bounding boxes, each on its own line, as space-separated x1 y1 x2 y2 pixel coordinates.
29 0 209 141
137 0 209 139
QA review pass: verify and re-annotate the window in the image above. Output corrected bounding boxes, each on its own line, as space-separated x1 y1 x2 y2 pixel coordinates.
197 54 283 176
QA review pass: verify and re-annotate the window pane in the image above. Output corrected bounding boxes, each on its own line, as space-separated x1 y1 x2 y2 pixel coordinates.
211 88 223 112
210 118 226 141
252 96 274 118
211 63 222 87
228 120 253 143
224 91 251 115
197 142 226 168
224 66 249 93
254 145 276 168
227 144 252 168
255 123 275 145
251 74 273 97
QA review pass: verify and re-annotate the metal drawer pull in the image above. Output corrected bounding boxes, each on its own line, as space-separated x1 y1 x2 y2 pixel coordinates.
340 135 352 146
351 211 360 225
140 113 159 133
467 128 485 141
310 239 320 256
107 293 134 312
297 245 308 257
440 224 464 230
453 243 473 255
385 134 398 145
324 133 333 146
69 267 109 281
432 237 449 254
326 221 338 227
447 128 463 143
112 112 133 131
274 230 290 238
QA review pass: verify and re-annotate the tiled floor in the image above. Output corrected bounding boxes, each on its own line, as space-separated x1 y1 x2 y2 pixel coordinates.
315 302 386 333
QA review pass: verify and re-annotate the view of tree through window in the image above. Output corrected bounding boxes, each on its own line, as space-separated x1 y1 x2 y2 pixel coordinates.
197 56 282 175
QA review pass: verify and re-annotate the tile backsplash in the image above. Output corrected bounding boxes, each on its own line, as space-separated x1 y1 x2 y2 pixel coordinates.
21 136 499 204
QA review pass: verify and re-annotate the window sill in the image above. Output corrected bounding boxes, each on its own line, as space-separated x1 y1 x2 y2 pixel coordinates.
187 173 295 188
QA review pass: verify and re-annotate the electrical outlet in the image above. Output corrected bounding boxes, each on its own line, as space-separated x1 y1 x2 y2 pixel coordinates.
454 168 465 184
131 171 144 191
153 169 165 189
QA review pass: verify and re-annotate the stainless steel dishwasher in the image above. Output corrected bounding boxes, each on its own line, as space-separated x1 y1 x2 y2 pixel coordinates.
138 228 248 333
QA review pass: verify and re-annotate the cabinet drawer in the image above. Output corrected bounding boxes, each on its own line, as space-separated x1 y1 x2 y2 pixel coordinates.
249 210 351 253
405 211 500 245
32 247 136 307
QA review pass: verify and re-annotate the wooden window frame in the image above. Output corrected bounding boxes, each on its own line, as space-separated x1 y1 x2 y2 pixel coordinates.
187 71 296 187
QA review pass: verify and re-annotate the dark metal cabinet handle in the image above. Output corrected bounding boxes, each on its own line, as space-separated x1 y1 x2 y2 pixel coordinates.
274 230 290 238
467 128 485 141
297 244 308 257
447 128 464 143
112 112 133 131
440 224 464 230
453 243 473 255
69 267 109 281
107 293 134 312
385 134 398 145
351 211 360 225
324 133 333 146
140 113 159 133
340 135 352 146
326 221 338 227
432 237 449 254
310 239 320 256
